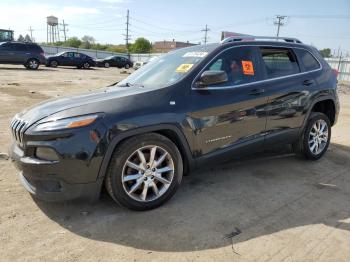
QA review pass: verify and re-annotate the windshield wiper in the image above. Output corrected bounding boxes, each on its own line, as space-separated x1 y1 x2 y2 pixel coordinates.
117 82 144 88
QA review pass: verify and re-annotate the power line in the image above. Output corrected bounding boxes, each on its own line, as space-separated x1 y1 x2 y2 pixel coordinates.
274 15 287 37
201 24 210 44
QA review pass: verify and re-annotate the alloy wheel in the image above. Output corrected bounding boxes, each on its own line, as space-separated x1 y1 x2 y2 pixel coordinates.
121 145 175 202
308 119 329 155
28 60 38 69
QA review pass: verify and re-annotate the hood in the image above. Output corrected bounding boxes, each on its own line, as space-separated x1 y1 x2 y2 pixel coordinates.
17 86 154 125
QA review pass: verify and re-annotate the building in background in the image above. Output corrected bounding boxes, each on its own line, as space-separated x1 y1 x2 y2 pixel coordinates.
153 39 197 53
0 29 14 41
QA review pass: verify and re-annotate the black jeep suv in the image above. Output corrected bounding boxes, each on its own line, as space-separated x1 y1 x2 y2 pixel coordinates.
0 41 46 69
10 36 339 210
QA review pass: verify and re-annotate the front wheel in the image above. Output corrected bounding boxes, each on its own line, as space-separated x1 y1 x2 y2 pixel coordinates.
105 133 183 211
293 112 331 160
82 62 90 69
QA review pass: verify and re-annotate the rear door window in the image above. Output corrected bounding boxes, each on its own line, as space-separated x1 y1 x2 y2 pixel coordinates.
203 46 261 87
294 49 321 71
260 47 300 79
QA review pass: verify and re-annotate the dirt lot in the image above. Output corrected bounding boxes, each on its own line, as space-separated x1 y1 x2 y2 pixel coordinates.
1 64 350 262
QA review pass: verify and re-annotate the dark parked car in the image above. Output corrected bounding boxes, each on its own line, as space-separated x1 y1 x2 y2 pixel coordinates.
10 36 339 210
0 41 46 69
46 52 95 69
95 55 133 69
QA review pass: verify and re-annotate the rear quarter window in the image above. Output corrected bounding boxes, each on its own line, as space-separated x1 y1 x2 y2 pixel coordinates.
295 49 321 71
28 44 43 53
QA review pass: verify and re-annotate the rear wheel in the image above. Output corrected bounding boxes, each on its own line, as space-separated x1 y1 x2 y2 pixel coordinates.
26 59 39 70
105 133 183 211
293 112 331 160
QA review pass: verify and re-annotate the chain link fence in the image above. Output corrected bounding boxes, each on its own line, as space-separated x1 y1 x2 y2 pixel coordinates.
325 57 350 83
40 44 162 63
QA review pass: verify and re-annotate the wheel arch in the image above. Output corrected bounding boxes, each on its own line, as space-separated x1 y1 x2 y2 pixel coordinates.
301 96 337 133
97 124 194 180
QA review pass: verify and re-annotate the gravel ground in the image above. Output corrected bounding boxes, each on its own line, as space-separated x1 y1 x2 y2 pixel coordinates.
1 64 350 262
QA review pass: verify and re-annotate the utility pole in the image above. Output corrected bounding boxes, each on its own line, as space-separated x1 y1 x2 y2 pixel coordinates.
60 20 68 42
29 26 34 42
201 24 210 44
124 9 131 56
274 15 287 37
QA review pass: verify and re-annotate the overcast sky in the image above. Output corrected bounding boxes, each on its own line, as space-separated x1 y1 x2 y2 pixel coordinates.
0 0 349 53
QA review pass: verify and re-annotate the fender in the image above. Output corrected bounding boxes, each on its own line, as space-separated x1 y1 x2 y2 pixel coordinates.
299 94 337 135
97 124 195 180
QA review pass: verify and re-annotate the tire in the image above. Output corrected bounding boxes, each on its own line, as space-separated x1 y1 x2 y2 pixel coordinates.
49 60 58 68
83 62 90 69
26 59 39 70
125 64 130 69
104 62 110 68
105 133 183 211
293 112 331 160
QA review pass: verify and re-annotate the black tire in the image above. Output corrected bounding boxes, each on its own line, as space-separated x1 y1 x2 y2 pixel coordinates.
293 112 331 160
26 58 39 70
50 60 58 68
125 63 130 69
82 62 90 69
104 62 110 68
105 133 183 211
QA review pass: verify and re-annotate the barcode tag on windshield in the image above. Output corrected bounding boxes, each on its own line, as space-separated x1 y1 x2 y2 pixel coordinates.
183 52 208 58
176 64 194 73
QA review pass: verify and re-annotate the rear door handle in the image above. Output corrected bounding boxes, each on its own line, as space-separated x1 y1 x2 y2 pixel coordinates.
249 88 265 96
303 79 315 86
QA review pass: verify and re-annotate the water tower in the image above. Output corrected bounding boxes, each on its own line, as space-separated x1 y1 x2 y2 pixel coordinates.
47 16 59 43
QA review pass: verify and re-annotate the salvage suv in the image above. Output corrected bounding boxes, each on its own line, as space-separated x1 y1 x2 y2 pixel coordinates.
10 36 339 210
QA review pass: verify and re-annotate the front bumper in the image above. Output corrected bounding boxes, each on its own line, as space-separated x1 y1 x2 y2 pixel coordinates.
10 143 103 201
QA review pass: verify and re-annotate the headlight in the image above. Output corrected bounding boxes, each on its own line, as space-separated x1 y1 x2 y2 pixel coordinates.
32 114 100 132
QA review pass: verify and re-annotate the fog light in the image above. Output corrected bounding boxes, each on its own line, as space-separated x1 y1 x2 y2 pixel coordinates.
35 147 59 161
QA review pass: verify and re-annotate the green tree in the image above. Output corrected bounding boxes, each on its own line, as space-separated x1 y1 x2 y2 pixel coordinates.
17 34 24 42
63 37 82 48
130 37 152 53
80 35 95 49
319 48 332 58
24 34 32 42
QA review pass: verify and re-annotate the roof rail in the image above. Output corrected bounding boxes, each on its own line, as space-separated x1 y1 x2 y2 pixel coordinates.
221 35 303 44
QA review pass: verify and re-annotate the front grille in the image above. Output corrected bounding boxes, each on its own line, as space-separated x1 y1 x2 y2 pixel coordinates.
10 117 28 146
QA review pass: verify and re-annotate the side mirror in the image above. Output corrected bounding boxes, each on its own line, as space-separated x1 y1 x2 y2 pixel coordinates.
196 70 228 87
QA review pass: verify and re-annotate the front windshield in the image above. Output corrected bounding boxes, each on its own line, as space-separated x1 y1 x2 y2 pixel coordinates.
117 44 218 88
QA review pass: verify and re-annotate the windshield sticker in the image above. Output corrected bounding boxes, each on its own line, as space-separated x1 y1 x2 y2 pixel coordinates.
183 52 208 58
242 60 254 75
176 63 194 73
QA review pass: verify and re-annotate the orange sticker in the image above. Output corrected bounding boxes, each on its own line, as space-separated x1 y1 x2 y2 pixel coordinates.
242 60 254 75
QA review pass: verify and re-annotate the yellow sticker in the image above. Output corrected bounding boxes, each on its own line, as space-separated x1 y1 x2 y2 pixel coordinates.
176 63 194 73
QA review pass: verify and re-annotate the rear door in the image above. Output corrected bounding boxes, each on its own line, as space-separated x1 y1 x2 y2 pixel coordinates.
259 46 316 144
189 46 269 158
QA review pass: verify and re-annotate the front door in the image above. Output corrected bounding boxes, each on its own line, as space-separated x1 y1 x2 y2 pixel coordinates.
189 46 269 158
